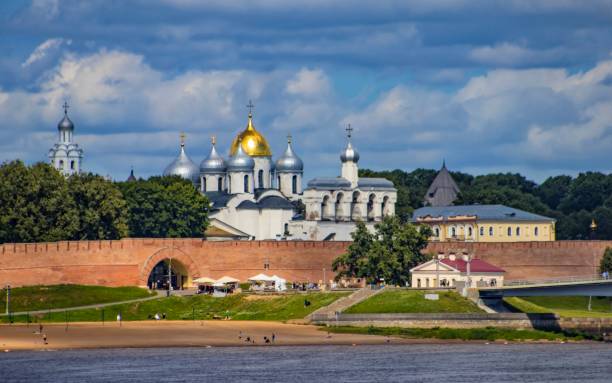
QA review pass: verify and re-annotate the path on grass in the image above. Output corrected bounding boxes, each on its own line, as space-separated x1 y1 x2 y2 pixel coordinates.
0 290 167 317
306 287 384 321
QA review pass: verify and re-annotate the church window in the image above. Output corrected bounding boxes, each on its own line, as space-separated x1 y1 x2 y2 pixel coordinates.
277 176 281 190
228 176 231 193
468 227 473 237
507 227 512 236
292 175 297 194
479 227 484 236
203 177 207 192
284 223 289 235
534 227 539 236
489 227 493 236
244 175 249 193
59 160 64 169
451 227 456 237
516 227 520 236
434 227 440 237
258 169 264 189
70 160 75 170
218 177 223 191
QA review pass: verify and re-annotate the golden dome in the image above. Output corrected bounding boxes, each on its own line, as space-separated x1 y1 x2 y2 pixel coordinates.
230 112 272 157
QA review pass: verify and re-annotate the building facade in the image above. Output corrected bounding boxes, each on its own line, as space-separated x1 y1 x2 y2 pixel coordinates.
412 204 556 242
410 255 505 288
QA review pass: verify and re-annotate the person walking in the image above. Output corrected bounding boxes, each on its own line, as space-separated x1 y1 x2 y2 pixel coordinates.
42 333 48 345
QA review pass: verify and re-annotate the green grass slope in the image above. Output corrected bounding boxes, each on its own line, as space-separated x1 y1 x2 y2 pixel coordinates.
505 296 612 318
344 289 483 314
0 285 153 312
3 292 348 323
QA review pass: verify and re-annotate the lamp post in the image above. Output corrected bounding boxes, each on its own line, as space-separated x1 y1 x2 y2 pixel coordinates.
5 285 10 315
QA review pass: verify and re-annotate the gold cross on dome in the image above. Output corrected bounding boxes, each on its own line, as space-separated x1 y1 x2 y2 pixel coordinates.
211 135 216 145
246 100 255 115
180 132 186 145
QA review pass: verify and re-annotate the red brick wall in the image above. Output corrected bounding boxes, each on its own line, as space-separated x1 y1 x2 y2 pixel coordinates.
0 239 610 287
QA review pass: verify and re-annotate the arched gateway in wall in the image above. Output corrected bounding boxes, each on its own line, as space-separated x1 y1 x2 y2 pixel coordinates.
138 246 200 288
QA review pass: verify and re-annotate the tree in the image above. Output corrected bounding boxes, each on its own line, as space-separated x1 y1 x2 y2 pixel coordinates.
0 161 79 243
332 216 432 285
118 176 209 238
68 173 129 240
332 222 373 280
600 248 612 274
537 175 572 210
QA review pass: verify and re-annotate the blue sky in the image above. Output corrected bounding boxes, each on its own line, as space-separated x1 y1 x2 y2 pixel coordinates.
1 0 611 182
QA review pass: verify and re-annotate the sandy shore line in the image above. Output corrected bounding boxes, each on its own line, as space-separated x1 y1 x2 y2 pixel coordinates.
0 321 440 350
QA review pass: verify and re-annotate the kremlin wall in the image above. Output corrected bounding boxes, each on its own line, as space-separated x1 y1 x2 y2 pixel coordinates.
1 239 611 288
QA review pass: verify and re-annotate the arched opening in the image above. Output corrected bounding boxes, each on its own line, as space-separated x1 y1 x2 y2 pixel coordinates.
277 175 281 190
534 227 539 236
382 195 390 216
292 175 297 194
321 195 331 220
244 174 249 193
468 226 473 238
202 177 207 192
258 169 264 189
350 191 361 221
147 258 191 290
335 192 344 221
70 160 75 170
367 194 376 221
217 177 223 191
451 226 456 238
228 175 232 193
59 159 64 169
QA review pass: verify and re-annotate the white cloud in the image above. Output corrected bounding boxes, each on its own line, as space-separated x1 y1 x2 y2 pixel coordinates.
285 68 331 97
21 38 69 68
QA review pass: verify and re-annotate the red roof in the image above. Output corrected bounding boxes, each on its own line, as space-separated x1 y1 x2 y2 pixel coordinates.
440 258 505 273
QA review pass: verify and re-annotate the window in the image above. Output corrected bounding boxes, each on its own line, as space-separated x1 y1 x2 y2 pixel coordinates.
534 227 539 236
451 227 456 237
277 176 281 190
489 226 494 236
244 175 249 193
417 279 421 288
202 177 207 192
217 177 223 191
516 227 520 236
70 160 75 170
284 223 289 235
507 227 512 236
59 160 64 168
468 227 473 237
292 175 297 194
434 227 440 237
228 175 231 193
258 169 264 188
480 227 484 236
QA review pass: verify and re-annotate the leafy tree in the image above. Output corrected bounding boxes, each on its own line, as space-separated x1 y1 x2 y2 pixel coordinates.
537 175 572 210
558 172 612 214
68 173 129 240
332 222 373 280
0 161 79 243
118 176 209 238
332 217 431 285
600 248 612 274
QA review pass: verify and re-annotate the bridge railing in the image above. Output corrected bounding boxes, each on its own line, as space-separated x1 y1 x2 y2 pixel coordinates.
504 274 608 287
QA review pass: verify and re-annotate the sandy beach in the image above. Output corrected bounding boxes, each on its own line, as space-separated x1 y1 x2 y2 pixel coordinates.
0 321 420 350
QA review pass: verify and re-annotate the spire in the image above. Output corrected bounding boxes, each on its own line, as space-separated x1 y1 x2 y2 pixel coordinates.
180 132 186 148
287 133 292 144
442 159 447 169
62 100 69 115
211 135 216 146
246 100 255 130
127 166 136 182
346 124 353 140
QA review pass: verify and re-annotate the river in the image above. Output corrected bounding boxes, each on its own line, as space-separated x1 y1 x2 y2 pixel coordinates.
1 344 611 382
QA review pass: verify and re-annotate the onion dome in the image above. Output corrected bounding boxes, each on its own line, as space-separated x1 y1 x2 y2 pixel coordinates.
127 168 136 182
275 134 303 173
163 135 199 183
229 104 272 157
227 138 255 172
58 101 74 132
200 136 227 174
340 124 360 163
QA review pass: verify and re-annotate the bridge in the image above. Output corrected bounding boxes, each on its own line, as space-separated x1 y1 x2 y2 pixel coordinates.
477 275 612 307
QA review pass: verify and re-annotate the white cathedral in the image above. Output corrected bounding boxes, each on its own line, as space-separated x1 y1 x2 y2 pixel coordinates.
162 104 397 241
47 101 396 241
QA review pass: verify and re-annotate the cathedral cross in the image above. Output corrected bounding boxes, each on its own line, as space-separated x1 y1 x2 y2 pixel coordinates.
287 133 292 144
345 124 353 139
180 132 186 146
211 135 217 145
246 100 255 115
62 101 70 115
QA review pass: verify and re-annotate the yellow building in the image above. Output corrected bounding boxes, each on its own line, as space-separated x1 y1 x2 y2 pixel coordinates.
412 204 556 242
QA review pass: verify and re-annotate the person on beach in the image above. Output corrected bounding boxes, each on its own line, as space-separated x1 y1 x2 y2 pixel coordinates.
39 323 43 334
42 334 47 345
162 313 166 320
272 333 276 342
154 313 160 320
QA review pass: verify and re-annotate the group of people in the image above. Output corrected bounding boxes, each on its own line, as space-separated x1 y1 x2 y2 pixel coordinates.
147 312 167 320
238 331 276 344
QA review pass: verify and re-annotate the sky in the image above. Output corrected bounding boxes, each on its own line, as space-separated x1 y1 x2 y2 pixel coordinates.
1 0 611 183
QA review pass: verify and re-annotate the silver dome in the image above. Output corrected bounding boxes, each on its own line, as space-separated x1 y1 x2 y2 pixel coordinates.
200 142 226 174
57 114 74 131
340 141 360 163
163 143 199 183
275 138 303 173
227 139 255 172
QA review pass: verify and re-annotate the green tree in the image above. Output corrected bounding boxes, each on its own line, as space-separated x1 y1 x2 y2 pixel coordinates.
332 217 431 285
600 248 612 274
0 161 78 243
68 173 129 240
332 222 373 280
558 172 612 214
118 176 209 238
536 175 572 210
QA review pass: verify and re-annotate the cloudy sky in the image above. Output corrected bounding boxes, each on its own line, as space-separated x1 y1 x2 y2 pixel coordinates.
1 0 611 182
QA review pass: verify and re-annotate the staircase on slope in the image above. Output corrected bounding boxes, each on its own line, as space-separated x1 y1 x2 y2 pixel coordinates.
306 286 385 322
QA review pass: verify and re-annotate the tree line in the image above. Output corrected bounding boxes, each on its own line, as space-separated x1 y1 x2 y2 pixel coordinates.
0 161 209 244
360 168 612 240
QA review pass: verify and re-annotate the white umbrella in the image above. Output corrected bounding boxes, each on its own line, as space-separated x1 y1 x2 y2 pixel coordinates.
247 273 274 282
216 276 240 284
193 277 216 284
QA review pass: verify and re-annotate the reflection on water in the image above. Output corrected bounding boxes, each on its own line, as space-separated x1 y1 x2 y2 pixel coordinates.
1 344 612 382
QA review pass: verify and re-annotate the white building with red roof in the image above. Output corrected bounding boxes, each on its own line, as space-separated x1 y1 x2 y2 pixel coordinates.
410 254 505 289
